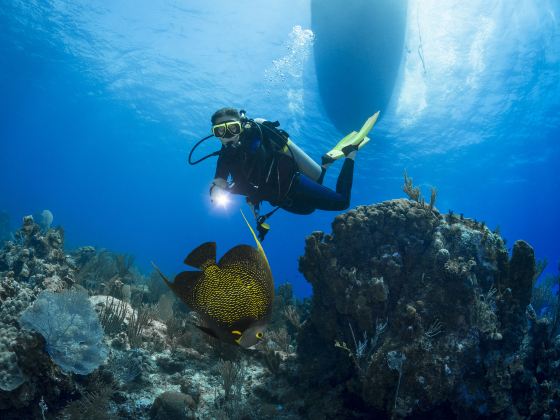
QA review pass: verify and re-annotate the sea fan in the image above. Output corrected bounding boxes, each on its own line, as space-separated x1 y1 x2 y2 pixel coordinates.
19 289 108 375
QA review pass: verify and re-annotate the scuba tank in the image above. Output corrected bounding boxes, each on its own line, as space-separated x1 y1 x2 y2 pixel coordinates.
252 117 322 182
283 138 322 182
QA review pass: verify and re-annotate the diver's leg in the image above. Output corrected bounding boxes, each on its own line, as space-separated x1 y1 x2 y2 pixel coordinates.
321 111 379 165
288 161 355 211
317 166 327 184
335 158 355 204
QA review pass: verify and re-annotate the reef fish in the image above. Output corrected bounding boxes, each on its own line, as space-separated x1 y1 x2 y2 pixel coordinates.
153 211 274 348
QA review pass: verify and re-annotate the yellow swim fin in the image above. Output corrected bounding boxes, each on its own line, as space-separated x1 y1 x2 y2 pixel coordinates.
357 136 371 150
322 111 379 165
353 111 379 147
329 131 358 154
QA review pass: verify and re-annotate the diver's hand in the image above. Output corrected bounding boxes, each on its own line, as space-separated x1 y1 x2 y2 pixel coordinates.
209 178 229 204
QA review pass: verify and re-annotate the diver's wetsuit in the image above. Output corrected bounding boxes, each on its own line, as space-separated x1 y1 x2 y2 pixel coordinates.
214 122 354 215
281 160 354 214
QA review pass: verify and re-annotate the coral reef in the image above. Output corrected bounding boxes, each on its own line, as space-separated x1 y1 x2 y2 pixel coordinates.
0 216 78 416
297 199 559 418
0 201 557 419
0 216 304 419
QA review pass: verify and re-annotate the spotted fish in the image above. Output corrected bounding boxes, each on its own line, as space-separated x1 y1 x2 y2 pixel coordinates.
153 211 274 348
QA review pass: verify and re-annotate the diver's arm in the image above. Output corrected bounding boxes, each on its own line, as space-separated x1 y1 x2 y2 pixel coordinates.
214 150 229 180
210 152 230 202
209 178 229 203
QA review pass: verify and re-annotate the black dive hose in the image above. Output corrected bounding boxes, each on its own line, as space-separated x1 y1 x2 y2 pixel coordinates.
188 134 220 165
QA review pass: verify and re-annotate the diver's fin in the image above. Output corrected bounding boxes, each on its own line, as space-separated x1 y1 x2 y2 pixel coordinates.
333 112 379 151
341 136 371 156
184 242 216 269
353 111 379 146
321 111 380 164
358 136 371 150
322 150 344 165
329 131 359 154
322 131 358 164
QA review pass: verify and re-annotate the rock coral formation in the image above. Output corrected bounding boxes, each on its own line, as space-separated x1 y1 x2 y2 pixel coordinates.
297 198 559 418
0 216 78 416
0 216 303 419
1 202 557 419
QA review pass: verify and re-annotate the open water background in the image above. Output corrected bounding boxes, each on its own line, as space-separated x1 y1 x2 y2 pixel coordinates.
1 0 559 296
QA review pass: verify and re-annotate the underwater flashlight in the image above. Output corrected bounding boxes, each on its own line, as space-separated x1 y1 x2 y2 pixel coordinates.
215 191 231 208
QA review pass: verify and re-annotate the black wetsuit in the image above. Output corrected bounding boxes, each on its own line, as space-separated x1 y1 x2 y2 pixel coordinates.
214 121 355 215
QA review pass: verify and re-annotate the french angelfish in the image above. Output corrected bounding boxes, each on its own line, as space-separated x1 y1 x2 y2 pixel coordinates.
153 211 274 348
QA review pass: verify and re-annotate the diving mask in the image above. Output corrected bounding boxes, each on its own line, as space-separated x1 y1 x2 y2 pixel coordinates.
212 120 243 138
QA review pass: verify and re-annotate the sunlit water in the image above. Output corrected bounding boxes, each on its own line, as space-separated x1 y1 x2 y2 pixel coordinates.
1 0 559 296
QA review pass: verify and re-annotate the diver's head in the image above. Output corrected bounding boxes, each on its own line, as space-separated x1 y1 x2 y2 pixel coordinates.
211 107 243 147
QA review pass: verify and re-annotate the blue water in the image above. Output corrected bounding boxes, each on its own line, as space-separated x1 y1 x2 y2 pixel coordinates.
1 1 559 297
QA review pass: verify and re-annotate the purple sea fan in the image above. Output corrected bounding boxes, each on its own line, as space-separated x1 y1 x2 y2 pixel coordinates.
19 289 108 375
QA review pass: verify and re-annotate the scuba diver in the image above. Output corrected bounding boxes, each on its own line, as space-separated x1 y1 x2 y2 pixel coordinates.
188 107 379 240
